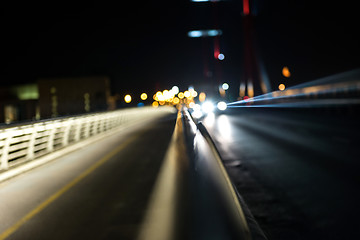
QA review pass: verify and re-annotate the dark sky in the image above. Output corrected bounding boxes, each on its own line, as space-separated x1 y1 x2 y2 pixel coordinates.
1 0 359 97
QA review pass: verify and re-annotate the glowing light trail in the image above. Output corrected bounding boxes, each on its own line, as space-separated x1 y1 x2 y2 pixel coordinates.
227 69 360 108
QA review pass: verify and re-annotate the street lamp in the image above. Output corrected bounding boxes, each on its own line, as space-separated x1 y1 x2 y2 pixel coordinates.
222 82 229 90
124 94 132 103
219 82 229 97
278 84 285 91
140 93 148 101
217 53 225 60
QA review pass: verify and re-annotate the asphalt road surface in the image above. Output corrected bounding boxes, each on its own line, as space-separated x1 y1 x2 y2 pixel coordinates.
0 113 176 240
202 108 360 240
2 105 359 240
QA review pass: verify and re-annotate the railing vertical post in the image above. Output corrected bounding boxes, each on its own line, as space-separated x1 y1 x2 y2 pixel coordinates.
0 131 13 170
104 116 109 131
62 120 72 147
99 117 104 133
109 115 115 129
84 118 90 138
74 119 82 142
119 114 123 126
92 118 98 135
47 123 56 152
26 126 37 160
99 117 103 132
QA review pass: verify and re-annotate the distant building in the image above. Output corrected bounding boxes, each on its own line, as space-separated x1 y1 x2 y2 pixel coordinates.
0 84 39 124
37 76 111 119
0 76 113 124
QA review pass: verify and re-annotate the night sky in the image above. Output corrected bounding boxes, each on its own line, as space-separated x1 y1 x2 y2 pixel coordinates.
1 0 359 98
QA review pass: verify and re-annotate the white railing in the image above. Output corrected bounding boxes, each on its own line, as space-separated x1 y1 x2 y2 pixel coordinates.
0 107 174 171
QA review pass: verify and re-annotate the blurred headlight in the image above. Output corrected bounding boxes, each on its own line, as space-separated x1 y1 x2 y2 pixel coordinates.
202 101 214 114
217 101 227 111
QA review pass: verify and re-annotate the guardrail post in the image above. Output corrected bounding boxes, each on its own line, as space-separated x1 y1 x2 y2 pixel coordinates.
0 131 13 170
26 127 37 160
74 119 82 142
62 120 72 147
99 117 105 133
116 114 122 127
47 126 55 152
109 116 115 129
84 118 90 138
47 123 56 152
104 116 109 131
92 118 98 135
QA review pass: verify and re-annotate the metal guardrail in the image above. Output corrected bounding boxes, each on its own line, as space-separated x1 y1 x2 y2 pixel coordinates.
137 109 266 240
0 107 173 171
183 110 267 240
181 109 267 240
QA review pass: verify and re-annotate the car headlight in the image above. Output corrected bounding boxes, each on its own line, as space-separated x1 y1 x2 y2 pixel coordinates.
217 101 227 111
202 101 214 114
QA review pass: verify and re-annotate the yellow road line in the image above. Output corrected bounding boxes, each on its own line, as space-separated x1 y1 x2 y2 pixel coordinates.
0 135 137 240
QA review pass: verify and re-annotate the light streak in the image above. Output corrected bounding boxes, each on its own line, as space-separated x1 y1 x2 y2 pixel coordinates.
227 69 360 108
227 99 360 108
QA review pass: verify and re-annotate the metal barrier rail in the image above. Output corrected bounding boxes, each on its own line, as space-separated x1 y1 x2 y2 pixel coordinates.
137 109 264 240
0 107 173 171
182 109 267 240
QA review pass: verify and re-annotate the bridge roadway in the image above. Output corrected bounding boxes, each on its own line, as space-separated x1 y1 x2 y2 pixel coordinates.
0 113 177 240
203 108 360 240
2 105 359 240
